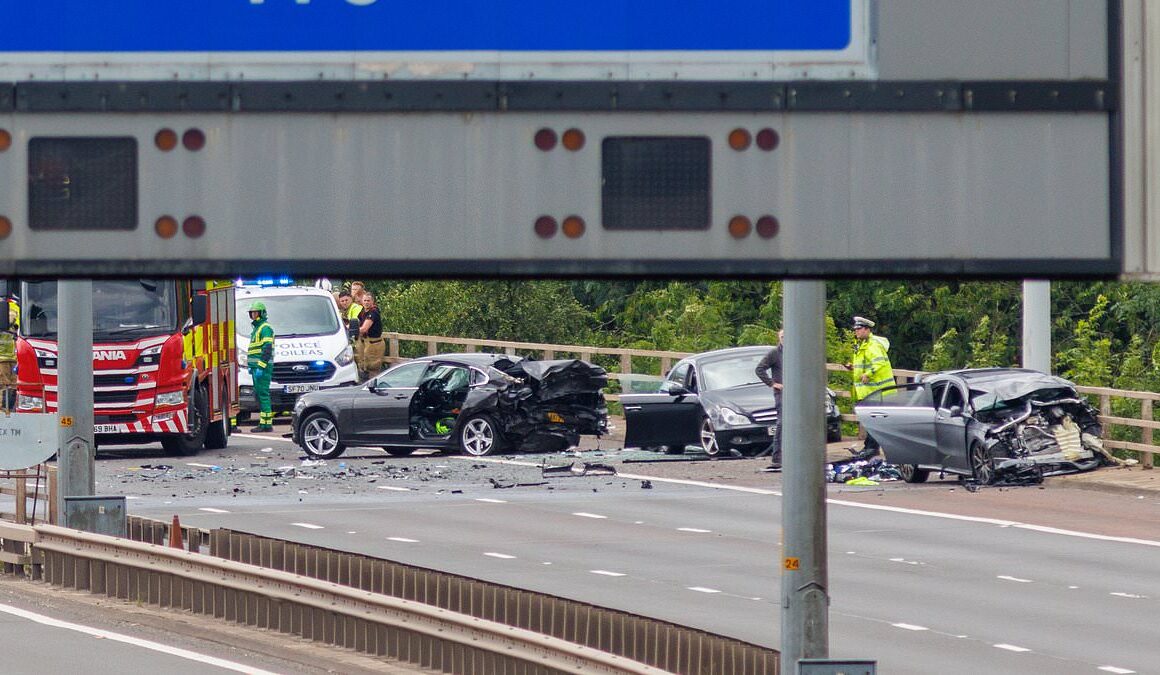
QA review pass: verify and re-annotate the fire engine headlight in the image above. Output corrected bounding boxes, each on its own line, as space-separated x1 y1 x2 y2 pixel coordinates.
715 407 750 428
136 344 163 366
16 394 44 411
155 390 185 407
335 345 353 367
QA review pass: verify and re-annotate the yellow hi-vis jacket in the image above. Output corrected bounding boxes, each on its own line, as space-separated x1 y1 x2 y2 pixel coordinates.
852 334 894 401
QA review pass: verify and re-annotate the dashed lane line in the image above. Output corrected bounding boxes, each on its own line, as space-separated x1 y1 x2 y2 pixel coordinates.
198 507 230 514
484 552 517 559
387 537 420 543
589 570 625 577
451 456 1160 549
290 522 323 529
475 498 507 503
891 623 929 631
677 527 712 533
997 575 1033 583
687 587 721 594
572 512 607 519
993 643 1031 653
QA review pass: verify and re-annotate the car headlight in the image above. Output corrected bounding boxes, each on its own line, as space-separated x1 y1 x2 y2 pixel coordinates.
155 390 185 407
293 397 308 412
335 344 353 367
717 407 750 427
16 394 44 411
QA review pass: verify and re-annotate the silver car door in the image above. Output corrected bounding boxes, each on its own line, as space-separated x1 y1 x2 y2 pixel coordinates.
855 383 938 467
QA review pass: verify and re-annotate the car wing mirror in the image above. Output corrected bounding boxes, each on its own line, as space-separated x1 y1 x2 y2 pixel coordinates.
667 384 690 396
948 405 963 417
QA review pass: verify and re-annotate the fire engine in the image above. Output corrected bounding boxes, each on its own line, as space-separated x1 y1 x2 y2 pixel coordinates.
12 279 237 455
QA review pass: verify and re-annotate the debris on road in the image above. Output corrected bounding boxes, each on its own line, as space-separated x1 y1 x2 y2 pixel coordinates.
542 461 617 477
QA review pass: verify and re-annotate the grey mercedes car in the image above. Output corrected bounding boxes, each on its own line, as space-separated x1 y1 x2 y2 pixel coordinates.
291 353 608 459
621 346 843 458
855 367 1105 484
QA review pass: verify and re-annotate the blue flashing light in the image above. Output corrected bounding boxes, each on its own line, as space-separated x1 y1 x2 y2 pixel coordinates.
313 360 327 368
123 376 134 384
237 276 296 288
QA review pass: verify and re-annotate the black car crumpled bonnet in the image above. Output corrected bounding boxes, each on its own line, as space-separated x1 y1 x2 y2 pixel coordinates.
499 359 609 399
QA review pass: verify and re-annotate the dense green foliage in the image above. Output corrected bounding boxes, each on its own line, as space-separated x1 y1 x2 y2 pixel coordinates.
343 279 1160 390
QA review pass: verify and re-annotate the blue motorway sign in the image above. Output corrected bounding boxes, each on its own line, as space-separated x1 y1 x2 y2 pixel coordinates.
0 0 851 52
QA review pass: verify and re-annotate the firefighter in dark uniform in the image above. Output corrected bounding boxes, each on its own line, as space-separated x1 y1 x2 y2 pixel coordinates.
246 301 276 432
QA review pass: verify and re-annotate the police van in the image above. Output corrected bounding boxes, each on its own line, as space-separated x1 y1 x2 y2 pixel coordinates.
235 278 358 421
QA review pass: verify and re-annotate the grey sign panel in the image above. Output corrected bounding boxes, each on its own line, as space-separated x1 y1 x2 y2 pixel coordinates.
0 103 1113 278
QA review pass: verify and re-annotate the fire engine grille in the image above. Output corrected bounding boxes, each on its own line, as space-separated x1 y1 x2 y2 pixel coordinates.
94 390 137 405
273 361 336 384
94 374 138 387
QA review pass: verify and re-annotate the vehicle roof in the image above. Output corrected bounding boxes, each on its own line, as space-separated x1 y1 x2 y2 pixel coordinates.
934 367 1055 384
927 367 1076 396
413 352 521 367
684 345 774 363
236 285 335 299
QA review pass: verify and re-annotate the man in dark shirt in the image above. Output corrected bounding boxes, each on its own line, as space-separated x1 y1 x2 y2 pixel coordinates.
754 329 784 471
356 293 385 381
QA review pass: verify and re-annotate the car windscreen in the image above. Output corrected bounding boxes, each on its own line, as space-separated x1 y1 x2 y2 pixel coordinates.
238 295 340 338
699 353 766 391
22 279 177 338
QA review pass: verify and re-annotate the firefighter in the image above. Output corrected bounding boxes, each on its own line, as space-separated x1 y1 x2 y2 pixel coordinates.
0 298 16 409
246 301 276 432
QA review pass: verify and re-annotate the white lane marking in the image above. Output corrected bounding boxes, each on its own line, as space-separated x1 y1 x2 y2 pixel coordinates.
687 587 721 593
291 522 323 529
1068 585 1080 589
124 495 141 500
1110 592 1147 599
387 537 420 543
0 602 280 675
994 644 1031 653
572 512 607 519
1099 666 1137 674
889 558 921 566
454 457 1160 548
233 432 293 442
997 575 1033 583
376 486 412 492
198 507 230 514
475 498 507 503
185 463 217 468
891 623 929 631
677 527 712 533
484 552 516 559
590 570 625 577
347 531 357 534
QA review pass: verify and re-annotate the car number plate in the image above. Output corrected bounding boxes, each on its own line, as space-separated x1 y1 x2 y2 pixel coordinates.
94 424 123 433
284 383 319 394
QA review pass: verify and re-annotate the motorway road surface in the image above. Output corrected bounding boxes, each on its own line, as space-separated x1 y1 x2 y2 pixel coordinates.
98 429 1160 675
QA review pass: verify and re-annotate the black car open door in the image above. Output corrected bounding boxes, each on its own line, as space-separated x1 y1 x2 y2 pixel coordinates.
621 388 702 449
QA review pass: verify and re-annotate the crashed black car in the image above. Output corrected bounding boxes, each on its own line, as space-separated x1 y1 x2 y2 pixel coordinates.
620 346 843 458
855 367 1105 484
291 353 608 459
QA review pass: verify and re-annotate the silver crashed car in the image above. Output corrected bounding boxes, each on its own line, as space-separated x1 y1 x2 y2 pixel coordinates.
855 368 1104 484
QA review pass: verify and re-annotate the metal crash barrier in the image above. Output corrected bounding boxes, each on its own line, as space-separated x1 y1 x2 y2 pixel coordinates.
0 519 780 674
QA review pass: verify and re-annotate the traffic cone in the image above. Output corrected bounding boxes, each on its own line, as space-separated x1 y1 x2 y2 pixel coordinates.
169 515 184 550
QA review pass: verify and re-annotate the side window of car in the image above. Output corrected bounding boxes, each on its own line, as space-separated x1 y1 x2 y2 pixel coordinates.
870 383 933 408
687 367 699 393
376 361 428 388
660 363 690 392
941 385 965 410
929 382 946 409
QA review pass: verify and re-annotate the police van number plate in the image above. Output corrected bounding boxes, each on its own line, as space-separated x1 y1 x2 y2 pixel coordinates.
284 384 319 394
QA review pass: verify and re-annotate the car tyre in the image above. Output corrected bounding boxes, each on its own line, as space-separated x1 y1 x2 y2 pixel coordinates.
826 423 842 444
162 387 208 457
459 414 507 457
969 442 995 485
899 464 930 483
300 412 346 459
700 417 724 458
383 447 416 458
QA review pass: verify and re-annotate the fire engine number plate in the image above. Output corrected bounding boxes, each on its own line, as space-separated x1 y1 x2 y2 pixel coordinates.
94 424 123 433
284 384 319 394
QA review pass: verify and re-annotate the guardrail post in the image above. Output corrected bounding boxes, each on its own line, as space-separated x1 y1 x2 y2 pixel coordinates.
660 357 671 375
620 353 631 376
427 341 438 356
389 336 399 361
14 477 25 524
543 349 555 360
47 466 57 525
1143 399 1154 470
